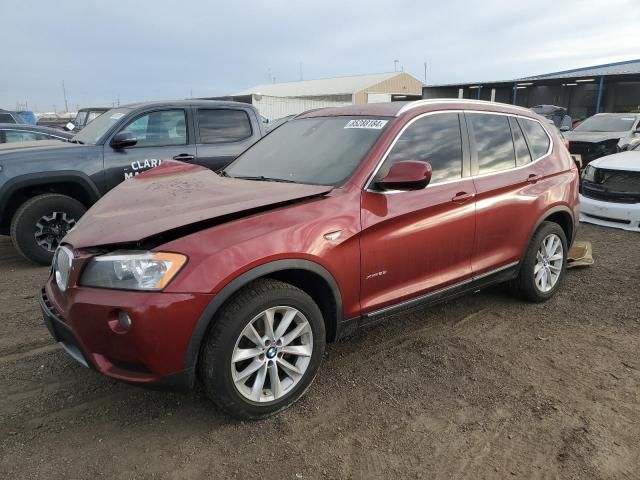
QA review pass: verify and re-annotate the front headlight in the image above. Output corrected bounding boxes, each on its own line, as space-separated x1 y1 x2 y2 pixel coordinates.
582 165 596 182
80 251 187 291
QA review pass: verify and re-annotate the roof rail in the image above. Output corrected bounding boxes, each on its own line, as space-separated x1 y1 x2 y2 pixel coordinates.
396 98 531 116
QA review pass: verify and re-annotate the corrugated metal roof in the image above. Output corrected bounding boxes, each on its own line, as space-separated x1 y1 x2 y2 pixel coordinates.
521 58 640 80
234 72 416 97
424 58 640 88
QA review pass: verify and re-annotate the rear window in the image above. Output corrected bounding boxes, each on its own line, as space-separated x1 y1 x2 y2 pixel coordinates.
467 113 516 174
519 119 550 159
509 117 532 166
197 109 253 144
0 113 16 123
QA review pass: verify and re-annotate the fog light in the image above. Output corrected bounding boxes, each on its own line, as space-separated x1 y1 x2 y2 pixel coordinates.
117 310 132 331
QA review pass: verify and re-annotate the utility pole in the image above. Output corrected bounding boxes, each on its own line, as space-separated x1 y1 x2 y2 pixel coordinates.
424 62 427 83
62 80 69 112
394 60 399 72
299 62 303 81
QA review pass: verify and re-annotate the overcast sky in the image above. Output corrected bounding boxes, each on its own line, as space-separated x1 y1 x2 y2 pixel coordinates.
2 0 639 112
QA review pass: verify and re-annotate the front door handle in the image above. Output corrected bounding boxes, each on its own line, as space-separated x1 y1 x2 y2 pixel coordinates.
173 153 195 161
451 191 475 203
527 173 541 184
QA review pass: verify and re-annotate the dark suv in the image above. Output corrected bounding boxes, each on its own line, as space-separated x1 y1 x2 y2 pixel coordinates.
0 100 264 264
41 100 579 419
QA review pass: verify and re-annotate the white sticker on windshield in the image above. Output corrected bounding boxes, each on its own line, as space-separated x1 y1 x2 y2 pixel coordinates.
110 113 125 120
344 119 388 129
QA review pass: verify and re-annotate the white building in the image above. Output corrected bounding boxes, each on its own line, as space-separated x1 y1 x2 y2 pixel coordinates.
215 72 424 121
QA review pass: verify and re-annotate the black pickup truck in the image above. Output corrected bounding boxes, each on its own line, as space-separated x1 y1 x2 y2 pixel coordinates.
0 100 265 264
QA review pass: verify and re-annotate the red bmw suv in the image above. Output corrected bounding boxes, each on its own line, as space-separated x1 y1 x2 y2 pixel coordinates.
41 100 579 418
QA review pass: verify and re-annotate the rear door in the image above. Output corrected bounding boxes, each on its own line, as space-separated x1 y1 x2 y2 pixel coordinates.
193 107 260 172
103 108 197 190
467 112 550 274
359 112 476 313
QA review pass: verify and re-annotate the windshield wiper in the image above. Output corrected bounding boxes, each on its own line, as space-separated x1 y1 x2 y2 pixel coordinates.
70 139 84 144
218 170 229 177
231 175 298 184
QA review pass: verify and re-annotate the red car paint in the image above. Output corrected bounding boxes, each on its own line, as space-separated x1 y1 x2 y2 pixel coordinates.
42 100 580 388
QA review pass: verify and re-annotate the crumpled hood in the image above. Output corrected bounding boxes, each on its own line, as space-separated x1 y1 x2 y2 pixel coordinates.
590 151 640 172
65 161 333 248
564 131 627 143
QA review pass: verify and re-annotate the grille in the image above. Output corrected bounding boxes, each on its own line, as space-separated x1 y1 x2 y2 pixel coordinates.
583 168 640 204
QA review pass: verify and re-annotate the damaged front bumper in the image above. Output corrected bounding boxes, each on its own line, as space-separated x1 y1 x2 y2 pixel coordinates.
579 194 640 232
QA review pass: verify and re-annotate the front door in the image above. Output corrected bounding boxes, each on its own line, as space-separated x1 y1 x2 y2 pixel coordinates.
103 108 197 190
359 112 476 314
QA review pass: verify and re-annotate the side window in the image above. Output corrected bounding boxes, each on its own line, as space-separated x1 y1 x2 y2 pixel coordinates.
196 109 253 144
519 118 551 159
509 117 532 166
0 113 16 123
467 113 516 174
379 113 463 184
120 110 187 147
5 131 41 143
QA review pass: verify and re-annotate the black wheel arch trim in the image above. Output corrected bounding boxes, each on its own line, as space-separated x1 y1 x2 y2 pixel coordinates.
182 258 343 388
0 171 101 214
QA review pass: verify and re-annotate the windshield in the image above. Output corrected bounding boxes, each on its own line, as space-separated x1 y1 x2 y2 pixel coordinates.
72 108 130 144
574 114 637 133
225 117 391 186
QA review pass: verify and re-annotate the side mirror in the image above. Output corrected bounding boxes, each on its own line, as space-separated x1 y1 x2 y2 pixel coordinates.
633 128 640 135
559 125 571 132
376 160 432 191
110 131 137 149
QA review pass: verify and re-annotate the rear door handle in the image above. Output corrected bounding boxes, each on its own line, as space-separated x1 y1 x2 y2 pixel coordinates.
451 191 475 203
173 153 195 161
527 173 541 184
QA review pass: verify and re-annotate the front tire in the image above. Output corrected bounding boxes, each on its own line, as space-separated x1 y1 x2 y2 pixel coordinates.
10 194 86 265
199 279 326 419
510 221 568 302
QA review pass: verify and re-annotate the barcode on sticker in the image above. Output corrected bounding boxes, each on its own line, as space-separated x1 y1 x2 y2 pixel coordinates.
345 119 388 129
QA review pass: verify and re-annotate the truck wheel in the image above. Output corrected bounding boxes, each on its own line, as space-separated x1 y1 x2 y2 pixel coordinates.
10 194 86 265
199 279 326 419
509 221 568 303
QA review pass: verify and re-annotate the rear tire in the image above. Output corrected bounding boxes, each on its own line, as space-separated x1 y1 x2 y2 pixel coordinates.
199 279 326 419
509 221 568 303
10 194 86 265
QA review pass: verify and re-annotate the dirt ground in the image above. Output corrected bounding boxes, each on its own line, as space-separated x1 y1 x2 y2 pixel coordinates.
0 224 639 479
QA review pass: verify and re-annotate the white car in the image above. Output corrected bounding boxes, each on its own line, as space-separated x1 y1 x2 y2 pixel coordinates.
580 145 640 231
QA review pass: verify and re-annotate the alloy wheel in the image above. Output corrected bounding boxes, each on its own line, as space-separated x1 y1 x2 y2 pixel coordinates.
34 211 77 252
231 306 313 403
534 233 564 293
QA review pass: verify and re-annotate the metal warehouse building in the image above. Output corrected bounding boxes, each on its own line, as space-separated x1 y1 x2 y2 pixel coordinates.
422 58 640 120
215 72 423 120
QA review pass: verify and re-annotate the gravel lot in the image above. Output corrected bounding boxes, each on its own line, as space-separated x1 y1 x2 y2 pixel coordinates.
0 224 639 479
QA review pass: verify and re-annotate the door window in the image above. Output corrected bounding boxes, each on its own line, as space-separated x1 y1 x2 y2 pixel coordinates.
197 109 253 144
509 117 532 166
120 110 187 147
0 113 16 123
518 118 551 159
4 131 51 142
467 113 516 174
379 112 463 184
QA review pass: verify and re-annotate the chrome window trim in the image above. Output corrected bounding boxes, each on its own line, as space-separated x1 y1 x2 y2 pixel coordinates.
364 109 554 195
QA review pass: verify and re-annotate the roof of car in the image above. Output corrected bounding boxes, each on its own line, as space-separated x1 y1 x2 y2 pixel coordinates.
297 99 535 119
120 99 251 110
